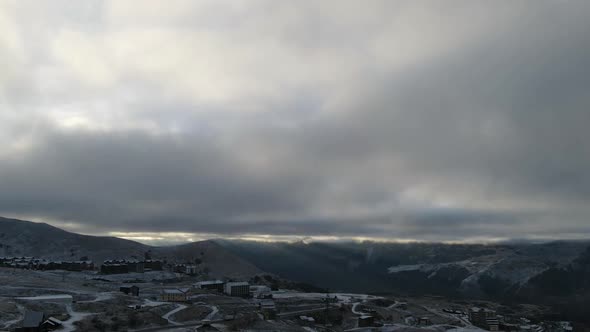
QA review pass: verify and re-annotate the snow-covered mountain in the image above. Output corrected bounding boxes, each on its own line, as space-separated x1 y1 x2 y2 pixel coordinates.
218 239 590 300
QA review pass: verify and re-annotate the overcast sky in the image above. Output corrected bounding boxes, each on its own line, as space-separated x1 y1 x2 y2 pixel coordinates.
1 1 590 244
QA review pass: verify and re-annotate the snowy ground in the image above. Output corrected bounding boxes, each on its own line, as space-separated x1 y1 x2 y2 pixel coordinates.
77 291 114 303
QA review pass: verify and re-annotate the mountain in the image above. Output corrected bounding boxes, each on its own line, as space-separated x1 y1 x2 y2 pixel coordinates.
217 239 590 322
0 216 261 278
217 239 590 300
0 216 148 262
3 215 590 319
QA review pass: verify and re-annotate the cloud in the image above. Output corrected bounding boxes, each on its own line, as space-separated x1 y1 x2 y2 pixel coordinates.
0 0 590 242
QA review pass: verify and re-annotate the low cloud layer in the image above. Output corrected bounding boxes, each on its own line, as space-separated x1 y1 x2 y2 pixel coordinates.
1 1 590 243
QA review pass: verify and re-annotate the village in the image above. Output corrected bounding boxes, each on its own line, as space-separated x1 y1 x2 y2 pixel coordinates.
0 257 576 332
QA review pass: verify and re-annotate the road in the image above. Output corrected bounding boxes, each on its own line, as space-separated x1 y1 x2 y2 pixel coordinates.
162 304 187 326
61 304 94 332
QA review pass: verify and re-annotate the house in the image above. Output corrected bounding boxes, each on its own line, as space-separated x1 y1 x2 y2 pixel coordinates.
224 281 250 297
120 285 140 296
16 311 45 332
159 289 188 302
41 317 63 331
194 280 225 292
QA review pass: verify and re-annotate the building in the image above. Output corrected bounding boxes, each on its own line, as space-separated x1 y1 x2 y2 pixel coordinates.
100 261 129 274
120 285 140 296
41 317 63 331
259 300 277 319
127 261 145 273
250 285 272 298
101 259 159 274
224 281 250 297
159 289 188 302
0 257 94 271
194 280 225 292
469 307 499 331
185 265 198 275
16 311 45 332
358 315 375 328
143 259 163 271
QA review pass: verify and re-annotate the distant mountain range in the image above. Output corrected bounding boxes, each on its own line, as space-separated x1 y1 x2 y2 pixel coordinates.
216 239 590 322
2 216 589 321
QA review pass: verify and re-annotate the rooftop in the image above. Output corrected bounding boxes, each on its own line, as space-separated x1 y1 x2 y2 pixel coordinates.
23 311 44 328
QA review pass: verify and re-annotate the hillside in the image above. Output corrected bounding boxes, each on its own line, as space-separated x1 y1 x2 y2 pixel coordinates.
217 239 590 299
0 217 261 279
0 216 148 262
152 240 263 279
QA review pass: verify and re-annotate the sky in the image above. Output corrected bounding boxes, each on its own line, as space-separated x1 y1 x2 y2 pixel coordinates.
1 0 590 245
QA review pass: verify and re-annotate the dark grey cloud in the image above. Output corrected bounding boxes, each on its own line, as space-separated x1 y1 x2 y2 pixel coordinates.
1 1 590 242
